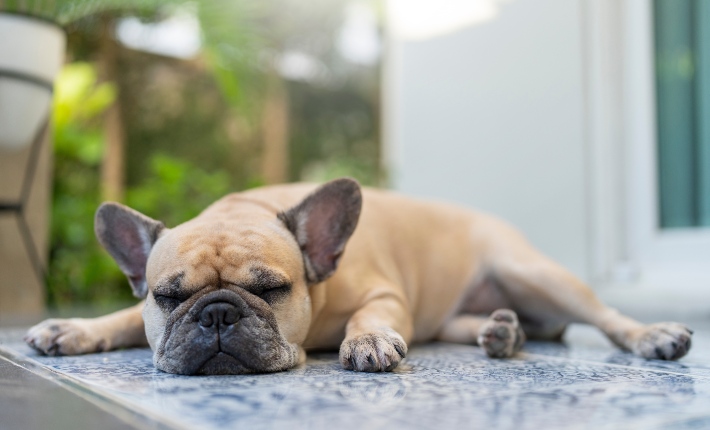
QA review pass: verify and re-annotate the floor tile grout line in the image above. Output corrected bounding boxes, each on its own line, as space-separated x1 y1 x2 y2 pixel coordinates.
519 351 710 380
0 345 188 430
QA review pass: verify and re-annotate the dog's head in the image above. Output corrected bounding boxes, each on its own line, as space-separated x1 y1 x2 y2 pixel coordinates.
95 178 361 375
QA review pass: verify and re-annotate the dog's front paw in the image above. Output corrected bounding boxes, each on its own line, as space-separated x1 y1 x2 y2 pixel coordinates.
477 309 526 358
24 319 108 356
631 322 692 360
339 327 407 372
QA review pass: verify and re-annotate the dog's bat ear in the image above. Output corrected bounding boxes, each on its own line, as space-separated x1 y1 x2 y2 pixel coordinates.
94 202 165 298
278 177 362 284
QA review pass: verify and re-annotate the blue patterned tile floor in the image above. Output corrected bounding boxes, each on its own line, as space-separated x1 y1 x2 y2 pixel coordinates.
1 322 709 430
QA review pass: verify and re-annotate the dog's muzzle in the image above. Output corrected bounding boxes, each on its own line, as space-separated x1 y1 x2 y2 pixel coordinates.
153 288 298 375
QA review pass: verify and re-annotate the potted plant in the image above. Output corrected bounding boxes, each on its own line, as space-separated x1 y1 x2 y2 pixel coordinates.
0 11 65 150
0 2 168 150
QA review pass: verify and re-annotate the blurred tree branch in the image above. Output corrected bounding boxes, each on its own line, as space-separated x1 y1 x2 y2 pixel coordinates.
260 71 289 184
98 14 125 202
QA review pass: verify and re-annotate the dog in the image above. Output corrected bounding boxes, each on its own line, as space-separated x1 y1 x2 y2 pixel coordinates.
24 178 693 374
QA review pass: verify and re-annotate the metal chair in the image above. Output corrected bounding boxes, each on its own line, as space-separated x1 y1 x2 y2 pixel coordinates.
0 69 52 286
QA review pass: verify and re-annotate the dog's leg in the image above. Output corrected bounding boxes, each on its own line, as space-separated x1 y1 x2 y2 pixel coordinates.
24 301 148 356
485 221 693 360
437 309 526 358
339 293 412 372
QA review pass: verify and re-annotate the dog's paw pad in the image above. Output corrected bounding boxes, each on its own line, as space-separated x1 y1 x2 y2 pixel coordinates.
478 309 526 359
339 328 407 372
24 319 107 356
633 322 692 360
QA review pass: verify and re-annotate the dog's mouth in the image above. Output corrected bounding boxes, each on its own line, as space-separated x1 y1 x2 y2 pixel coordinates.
153 288 298 375
197 352 245 375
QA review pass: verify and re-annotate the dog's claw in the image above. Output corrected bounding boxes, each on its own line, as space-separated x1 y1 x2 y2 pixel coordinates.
367 354 376 368
654 347 664 360
394 344 406 358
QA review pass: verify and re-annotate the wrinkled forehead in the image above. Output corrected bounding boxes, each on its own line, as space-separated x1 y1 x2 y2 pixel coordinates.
145 219 302 289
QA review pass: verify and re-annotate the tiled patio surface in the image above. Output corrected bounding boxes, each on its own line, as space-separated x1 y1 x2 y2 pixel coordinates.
1 322 709 429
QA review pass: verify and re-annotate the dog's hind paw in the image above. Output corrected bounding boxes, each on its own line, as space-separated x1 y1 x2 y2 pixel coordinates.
631 322 693 360
24 319 108 356
477 309 526 358
339 327 408 372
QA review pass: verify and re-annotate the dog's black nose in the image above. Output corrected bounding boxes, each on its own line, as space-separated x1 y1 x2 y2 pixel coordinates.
199 302 240 328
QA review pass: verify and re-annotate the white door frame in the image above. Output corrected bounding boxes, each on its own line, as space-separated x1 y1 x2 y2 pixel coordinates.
587 0 710 313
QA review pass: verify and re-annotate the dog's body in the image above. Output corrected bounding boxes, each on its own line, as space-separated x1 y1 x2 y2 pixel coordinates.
25 179 693 374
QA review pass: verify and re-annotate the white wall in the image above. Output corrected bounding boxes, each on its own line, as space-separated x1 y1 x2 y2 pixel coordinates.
384 0 590 280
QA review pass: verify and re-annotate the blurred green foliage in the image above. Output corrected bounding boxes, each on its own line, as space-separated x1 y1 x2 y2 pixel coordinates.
50 63 124 306
126 154 231 228
49 63 234 306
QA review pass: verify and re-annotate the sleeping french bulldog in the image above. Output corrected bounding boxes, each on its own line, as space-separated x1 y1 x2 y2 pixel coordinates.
25 178 693 374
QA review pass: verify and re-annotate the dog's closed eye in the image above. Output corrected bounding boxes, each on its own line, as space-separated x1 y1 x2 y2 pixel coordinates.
256 283 292 303
153 293 185 312
152 273 187 312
